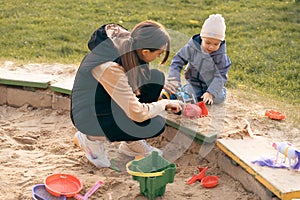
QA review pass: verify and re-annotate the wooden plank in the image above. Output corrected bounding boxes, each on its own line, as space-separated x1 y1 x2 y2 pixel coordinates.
162 103 225 143
160 103 225 143
163 116 217 143
217 137 300 200
0 68 56 88
49 78 74 95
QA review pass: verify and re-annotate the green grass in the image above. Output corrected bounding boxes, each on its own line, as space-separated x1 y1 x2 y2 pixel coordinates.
1 0 299 105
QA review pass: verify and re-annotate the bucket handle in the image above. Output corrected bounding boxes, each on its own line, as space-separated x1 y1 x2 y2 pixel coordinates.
126 160 165 177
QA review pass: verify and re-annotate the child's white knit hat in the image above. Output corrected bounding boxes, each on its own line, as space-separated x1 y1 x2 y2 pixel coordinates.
200 14 226 41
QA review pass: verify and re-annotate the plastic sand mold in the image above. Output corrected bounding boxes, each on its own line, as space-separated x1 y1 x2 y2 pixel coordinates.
265 109 285 120
44 173 83 197
201 176 219 188
32 184 66 200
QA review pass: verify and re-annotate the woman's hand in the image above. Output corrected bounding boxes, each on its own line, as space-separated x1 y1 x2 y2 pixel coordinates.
201 92 213 104
165 100 183 114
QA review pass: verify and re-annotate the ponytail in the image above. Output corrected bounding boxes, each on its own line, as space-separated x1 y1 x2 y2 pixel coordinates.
120 37 140 91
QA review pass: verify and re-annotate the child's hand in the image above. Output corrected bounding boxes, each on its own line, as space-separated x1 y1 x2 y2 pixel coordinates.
201 92 213 104
164 77 180 94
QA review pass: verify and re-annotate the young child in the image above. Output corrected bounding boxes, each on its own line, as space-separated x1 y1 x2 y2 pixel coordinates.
71 21 182 168
166 14 231 104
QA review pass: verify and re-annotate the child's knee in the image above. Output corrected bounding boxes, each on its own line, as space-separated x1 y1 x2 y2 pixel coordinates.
213 88 226 104
213 97 225 104
213 94 226 104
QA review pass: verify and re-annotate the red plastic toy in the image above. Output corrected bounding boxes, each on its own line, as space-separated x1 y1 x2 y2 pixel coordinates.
265 109 285 120
196 102 208 117
201 176 219 188
44 173 82 197
187 166 208 185
187 166 219 188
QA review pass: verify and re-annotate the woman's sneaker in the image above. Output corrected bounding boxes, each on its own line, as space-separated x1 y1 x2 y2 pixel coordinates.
118 140 163 157
75 131 111 168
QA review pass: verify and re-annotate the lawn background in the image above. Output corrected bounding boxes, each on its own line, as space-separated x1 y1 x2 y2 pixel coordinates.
1 0 299 107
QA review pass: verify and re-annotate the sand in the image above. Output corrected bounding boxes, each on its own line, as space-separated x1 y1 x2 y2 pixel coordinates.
0 61 299 200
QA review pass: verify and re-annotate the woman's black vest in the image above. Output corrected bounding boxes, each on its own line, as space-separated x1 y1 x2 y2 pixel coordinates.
71 26 122 136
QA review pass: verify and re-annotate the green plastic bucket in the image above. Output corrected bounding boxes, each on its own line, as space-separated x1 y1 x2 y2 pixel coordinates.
126 151 176 200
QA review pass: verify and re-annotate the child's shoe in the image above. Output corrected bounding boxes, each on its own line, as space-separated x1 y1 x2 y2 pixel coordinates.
75 131 111 168
118 140 162 157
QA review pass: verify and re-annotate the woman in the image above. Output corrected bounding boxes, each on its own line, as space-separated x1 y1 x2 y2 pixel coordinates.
71 20 182 168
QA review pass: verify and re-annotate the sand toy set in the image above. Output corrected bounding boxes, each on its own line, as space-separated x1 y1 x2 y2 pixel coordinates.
32 174 102 200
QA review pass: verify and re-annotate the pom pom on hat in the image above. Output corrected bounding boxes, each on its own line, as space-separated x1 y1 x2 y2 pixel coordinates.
200 14 226 41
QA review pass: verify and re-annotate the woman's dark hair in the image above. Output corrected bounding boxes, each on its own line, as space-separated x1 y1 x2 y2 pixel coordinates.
119 20 171 91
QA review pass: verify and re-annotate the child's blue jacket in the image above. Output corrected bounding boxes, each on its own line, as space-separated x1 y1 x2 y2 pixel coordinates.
168 34 231 98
